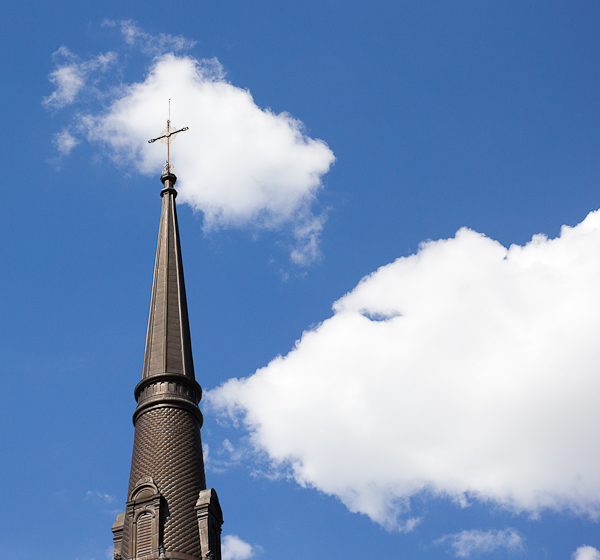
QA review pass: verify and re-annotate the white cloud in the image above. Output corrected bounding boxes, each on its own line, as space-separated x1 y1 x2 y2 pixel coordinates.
398 517 421 533
77 53 334 262
207 209 600 527
222 535 255 560
436 528 524 558
44 24 335 263
290 212 326 265
573 546 600 560
43 46 117 108
53 128 80 155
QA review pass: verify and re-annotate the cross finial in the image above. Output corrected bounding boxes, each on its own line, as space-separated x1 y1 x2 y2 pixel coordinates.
148 100 189 176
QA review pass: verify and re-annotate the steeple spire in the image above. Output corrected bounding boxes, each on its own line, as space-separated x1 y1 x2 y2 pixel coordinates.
141 172 195 382
111 130 223 560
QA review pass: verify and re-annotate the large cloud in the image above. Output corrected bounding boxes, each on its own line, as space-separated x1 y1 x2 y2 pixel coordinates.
207 209 600 527
80 54 333 256
44 33 335 264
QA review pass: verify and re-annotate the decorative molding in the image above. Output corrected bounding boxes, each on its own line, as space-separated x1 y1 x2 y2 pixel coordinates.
132 398 204 427
112 512 125 560
135 374 202 404
126 477 166 559
195 489 223 560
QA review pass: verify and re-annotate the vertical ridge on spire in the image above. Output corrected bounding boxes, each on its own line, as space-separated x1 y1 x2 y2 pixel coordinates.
142 173 195 381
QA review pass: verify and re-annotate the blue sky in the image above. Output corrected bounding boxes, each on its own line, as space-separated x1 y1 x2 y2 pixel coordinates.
2 2 600 559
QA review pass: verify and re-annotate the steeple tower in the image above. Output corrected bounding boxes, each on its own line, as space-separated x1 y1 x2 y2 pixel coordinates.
111 165 223 560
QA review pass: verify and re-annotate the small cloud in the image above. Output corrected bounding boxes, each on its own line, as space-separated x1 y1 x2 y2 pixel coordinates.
436 528 524 558
86 490 115 504
221 438 245 462
43 46 117 109
44 63 84 107
203 439 254 474
53 129 80 155
573 546 600 560
290 212 326 266
222 535 256 560
399 517 421 533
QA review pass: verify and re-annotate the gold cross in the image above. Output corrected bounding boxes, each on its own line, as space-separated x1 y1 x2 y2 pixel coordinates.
148 100 189 175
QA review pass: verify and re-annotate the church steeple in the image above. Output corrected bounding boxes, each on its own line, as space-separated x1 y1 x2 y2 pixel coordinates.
111 162 223 560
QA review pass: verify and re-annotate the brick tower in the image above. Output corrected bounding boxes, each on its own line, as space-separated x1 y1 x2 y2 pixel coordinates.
111 169 223 560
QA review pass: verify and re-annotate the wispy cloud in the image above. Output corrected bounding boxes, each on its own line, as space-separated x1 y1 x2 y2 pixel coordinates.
204 439 254 474
86 490 115 504
103 19 196 56
398 517 421 533
207 210 600 527
43 46 117 109
53 128 80 155
290 211 326 266
435 528 524 558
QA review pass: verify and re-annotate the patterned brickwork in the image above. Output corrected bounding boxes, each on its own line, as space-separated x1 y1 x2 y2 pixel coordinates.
122 406 207 558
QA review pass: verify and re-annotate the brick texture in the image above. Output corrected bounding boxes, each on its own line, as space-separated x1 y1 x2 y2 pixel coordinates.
122 407 206 557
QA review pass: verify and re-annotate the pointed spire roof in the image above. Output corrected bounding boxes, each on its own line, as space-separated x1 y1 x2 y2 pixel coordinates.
141 172 195 381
